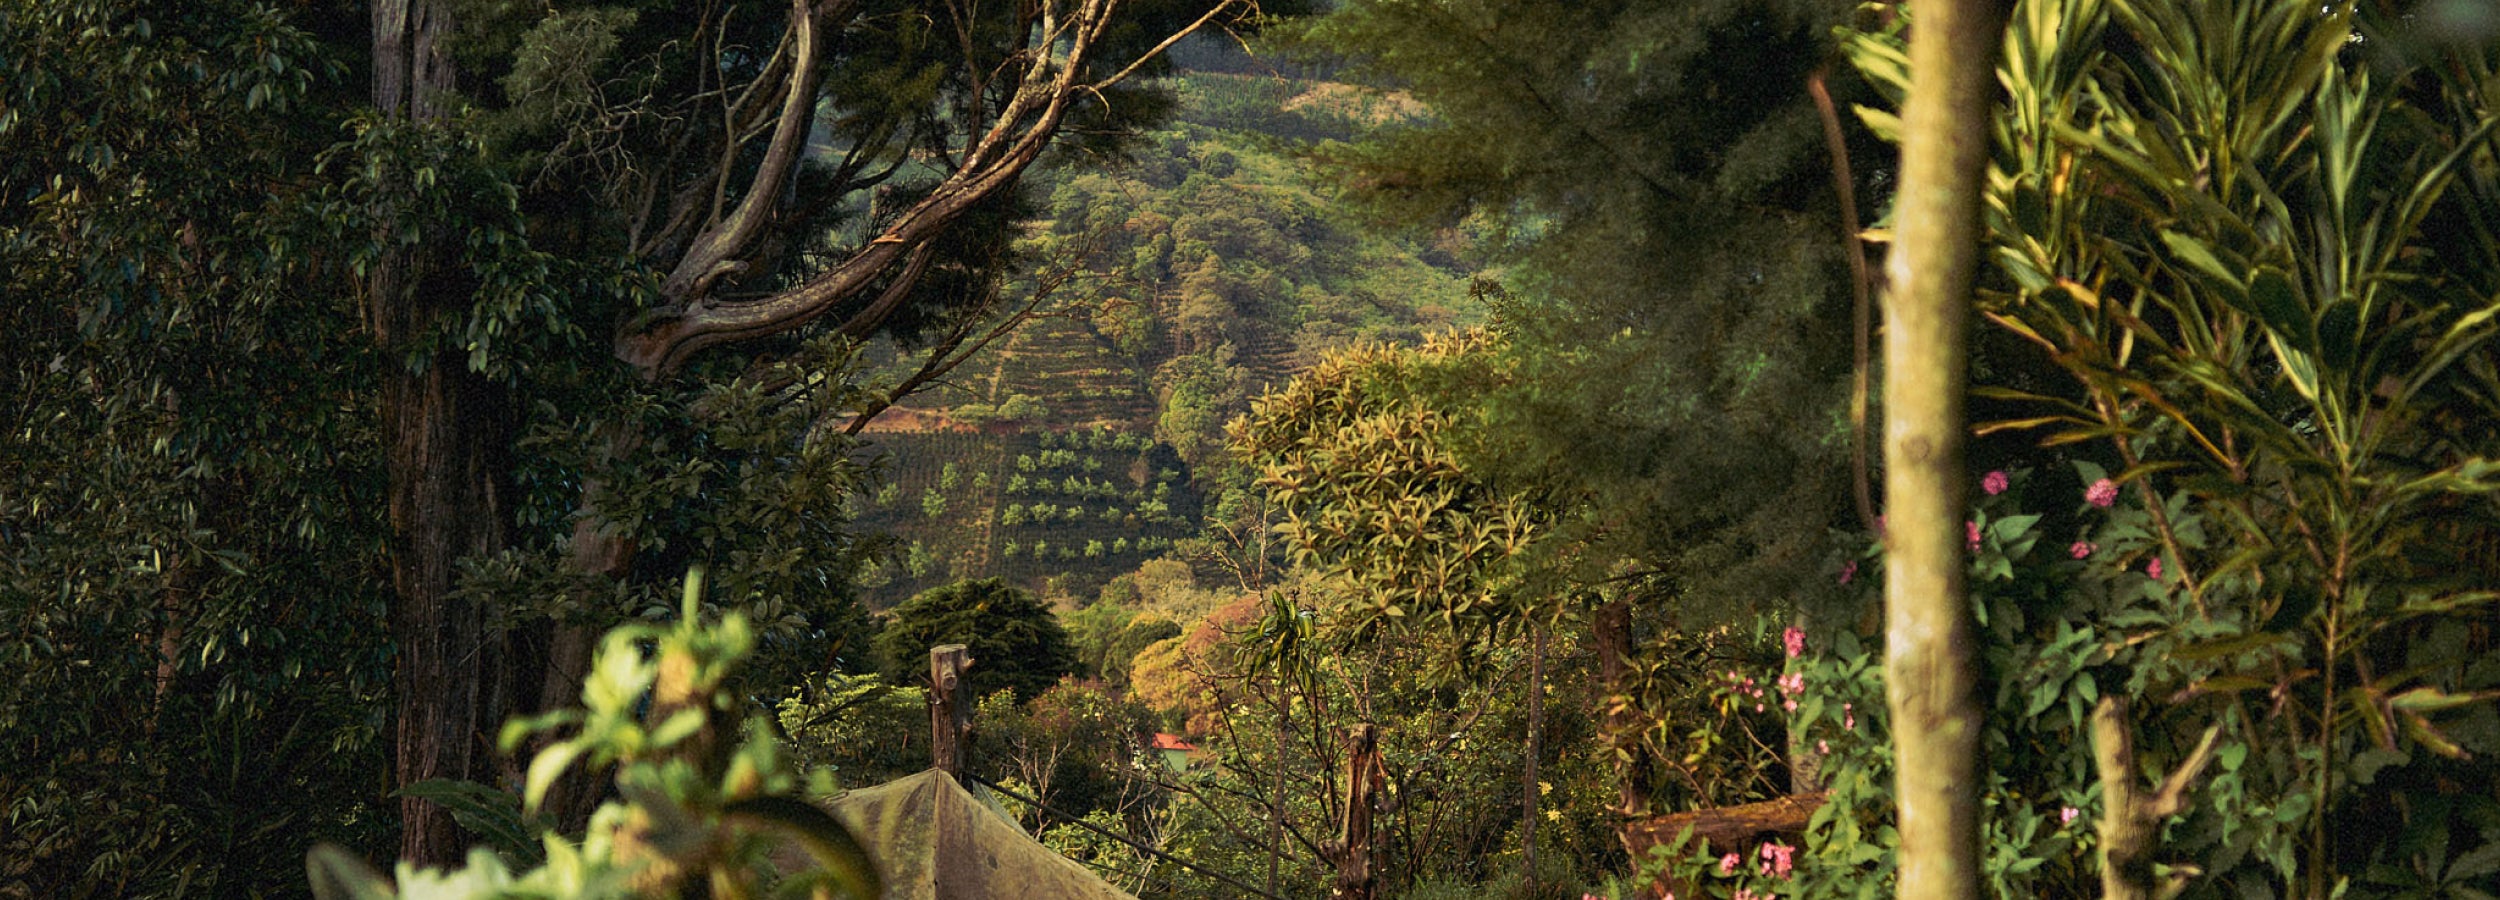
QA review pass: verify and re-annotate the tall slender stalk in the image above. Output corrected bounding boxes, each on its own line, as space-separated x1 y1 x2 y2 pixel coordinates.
1882 1 2007 897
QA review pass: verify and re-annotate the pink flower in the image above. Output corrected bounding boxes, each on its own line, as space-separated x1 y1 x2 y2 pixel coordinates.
1759 841 1797 878
1783 698 1798 712
1842 702 1855 731
2059 806 2080 826
1838 559 1858 584
1982 470 2009 495
1755 702 1766 713
1967 520 1982 550
1783 626 1806 658
2147 557 2164 580
2070 540 2096 559
1778 672 1805 696
1720 852 1741 875
1816 739 1830 754
2086 477 2119 508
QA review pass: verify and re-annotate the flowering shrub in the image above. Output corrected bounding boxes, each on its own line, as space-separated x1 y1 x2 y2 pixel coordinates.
1621 456 2499 898
1615 464 2216 898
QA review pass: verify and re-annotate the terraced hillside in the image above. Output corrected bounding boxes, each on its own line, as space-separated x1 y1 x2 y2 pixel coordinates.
984 316 1157 428
851 426 1200 607
849 60 1484 608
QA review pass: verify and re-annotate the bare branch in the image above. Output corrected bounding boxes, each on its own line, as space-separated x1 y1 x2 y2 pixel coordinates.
663 0 830 304
1091 0 1245 92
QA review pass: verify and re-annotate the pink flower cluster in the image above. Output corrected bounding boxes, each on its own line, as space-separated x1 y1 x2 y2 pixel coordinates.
1782 626 1805 659
1776 671 1804 712
2086 477 2120 508
1727 670 1772 713
1982 470 2009 495
1757 841 1796 878
1967 519 1982 550
2070 540 2096 559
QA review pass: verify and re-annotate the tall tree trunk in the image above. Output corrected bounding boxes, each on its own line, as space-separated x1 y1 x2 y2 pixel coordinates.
1882 1 2005 898
373 0 512 866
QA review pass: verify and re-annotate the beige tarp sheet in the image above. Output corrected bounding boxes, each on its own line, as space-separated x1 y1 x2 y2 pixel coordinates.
828 769 1137 900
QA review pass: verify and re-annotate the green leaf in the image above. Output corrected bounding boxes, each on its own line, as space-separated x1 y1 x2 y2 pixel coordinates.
2159 230 2246 297
2174 631 2296 662
1852 105 1902 143
2386 686 2481 713
523 741 585 812
2218 741 2248 773
398 779 541 865
2247 267 2313 353
725 796 883 900
648 708 707 748
2399 709 2469 759
2450 839 2500 881
304 844 395 900
2316 298 2360 376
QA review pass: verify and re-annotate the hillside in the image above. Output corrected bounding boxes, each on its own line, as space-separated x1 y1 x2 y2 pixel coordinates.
848 63 1482 610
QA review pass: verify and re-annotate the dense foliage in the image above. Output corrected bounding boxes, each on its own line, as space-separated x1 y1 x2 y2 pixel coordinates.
0 1 398 888
1286 0 1876 612
8 0 2499 897
872 578 1082 702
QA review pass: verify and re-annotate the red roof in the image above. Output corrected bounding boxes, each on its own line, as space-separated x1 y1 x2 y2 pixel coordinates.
1150 733 1196 752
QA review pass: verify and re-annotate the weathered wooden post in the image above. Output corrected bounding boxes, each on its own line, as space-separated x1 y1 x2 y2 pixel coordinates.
1330 723 1383 900
929 644 973 779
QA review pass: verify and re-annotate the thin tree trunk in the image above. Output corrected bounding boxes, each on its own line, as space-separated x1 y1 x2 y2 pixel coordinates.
1882 1 2006 898
1521 624 1545 891
374 0 513 866
1267 676 1289 897
1593 599 1656 877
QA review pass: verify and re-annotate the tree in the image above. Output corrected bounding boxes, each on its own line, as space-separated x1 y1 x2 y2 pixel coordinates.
1288 0 1876 619
1 2 398 891
347 0 1282 863
6 0 1284 875
1235 332 1578 886
874 578 1081 702
1876 1 2007 898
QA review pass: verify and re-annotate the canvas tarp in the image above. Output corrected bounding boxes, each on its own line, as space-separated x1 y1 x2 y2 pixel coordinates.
827 769 1136 900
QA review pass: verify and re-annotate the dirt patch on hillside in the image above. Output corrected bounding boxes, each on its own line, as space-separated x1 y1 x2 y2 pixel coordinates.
1282 82 1430 125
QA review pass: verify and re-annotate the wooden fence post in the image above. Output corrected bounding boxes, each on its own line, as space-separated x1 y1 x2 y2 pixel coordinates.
930 644 973 779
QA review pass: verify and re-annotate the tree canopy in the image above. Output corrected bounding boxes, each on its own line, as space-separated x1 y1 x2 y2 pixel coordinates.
875 578 1083 702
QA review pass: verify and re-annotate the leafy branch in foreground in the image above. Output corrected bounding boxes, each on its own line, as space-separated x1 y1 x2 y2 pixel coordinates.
308 569 880 900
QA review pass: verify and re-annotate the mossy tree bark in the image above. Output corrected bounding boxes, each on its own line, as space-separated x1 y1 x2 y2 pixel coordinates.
372 0 518 867
1881 0 2007 898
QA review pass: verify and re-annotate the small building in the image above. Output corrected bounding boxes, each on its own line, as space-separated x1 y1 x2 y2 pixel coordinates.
1150 733 1198 773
